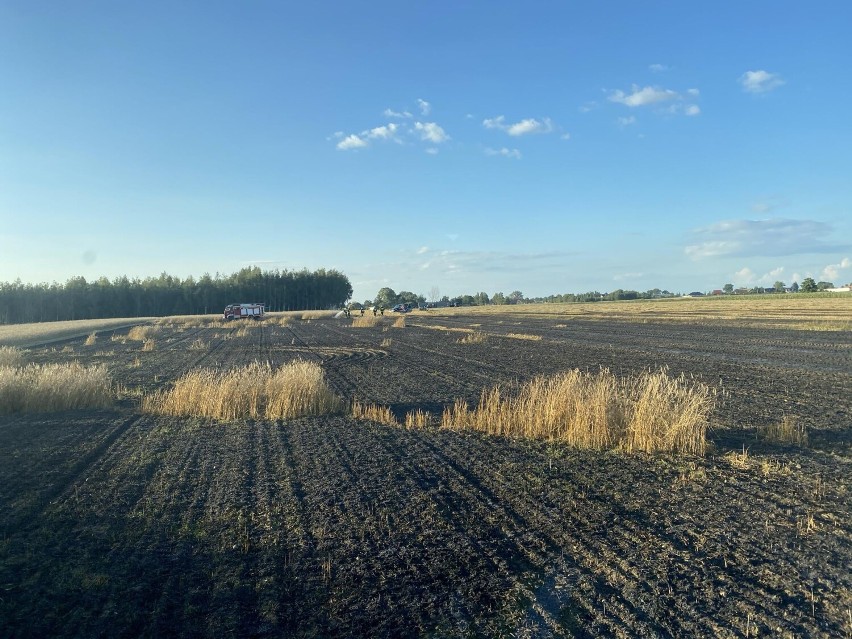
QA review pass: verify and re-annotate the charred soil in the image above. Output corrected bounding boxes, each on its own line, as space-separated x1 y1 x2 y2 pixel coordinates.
1 316 850 637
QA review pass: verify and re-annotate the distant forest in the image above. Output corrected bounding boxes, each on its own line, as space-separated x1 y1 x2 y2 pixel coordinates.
0 267 353 324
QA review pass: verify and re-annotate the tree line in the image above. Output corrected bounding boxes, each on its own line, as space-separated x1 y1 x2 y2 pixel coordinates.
0 267 353 325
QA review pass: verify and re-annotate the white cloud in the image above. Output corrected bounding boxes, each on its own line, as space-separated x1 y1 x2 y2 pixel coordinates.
560 133 571 140
365 123 399 140
336 134 368 150
483 115 506 130
649 64 668 73
820 257 851 282
383 108 412 119
507 118 553 136
414 121 449 143
687 88 700 96
425 147 439 155
685 218 850 259
417 98 431 115
483 115 554 136
734 267 756 284
685 104 701 116
485 147 522 159
579 101 598 113
417 246 429 254
609 85 679 107
739 70 785 94
617 115 636 126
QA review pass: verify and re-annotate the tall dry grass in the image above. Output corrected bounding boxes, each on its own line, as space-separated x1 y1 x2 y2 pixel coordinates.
458 331 488 344
391 316 406 328
127 325 156 341
759 415 808 446
352 316 382 328
442 368 713 454
0 346 24 368
0 362 114 414
142 360 343 420
351 400 399 425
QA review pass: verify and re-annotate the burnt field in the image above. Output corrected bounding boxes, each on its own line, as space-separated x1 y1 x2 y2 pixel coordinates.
1 314 850 637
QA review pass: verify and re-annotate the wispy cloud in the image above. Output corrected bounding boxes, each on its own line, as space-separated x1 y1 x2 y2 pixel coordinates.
649 64 668 73
336 134 368 150
383 108 412 119
617 115 636 127
609 85 679 107
485 147 522 159
414 121 450 143
820 257 851 282
365 123 400 140
483 115 554 136
417 98 431 116
739 70 785 94
685 218 849 259
608 84 700 117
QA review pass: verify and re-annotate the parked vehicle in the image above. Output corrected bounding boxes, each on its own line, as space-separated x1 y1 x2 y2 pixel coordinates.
223 303 265 320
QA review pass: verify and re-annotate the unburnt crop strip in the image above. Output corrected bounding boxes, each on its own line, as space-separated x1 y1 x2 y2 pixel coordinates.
0 362 114 414
442 368 713 454
142 360 343 420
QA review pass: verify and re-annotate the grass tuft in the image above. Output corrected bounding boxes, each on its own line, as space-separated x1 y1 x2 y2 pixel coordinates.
0 362 114 414
351 400 399 425
127 325 156 341
759 415 808 446
505 333 542 341
142 360 342 421
392 316 406 328
0 346 24 368
458 331 488 344
404 409 432 429
84 332 97 346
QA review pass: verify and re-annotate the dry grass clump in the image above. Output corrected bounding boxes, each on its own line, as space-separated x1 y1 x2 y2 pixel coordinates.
0 346 24 368
301 311 336 320
458 331 488 344
442 368 713 454
84 332 98 346
505 333 542 341
351 400 399 425
759 415 808 446
142 360 342 420
404 409 432 429
127 325 156 341
188 338 208 351
141 339 156 352
420 324 474 334
392 316 406 328
352 316 382 328
380 338 392 347
0 362 114 414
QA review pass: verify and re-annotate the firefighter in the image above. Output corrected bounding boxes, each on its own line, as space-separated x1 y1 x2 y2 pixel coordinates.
372 306 377 316
360 307 365 316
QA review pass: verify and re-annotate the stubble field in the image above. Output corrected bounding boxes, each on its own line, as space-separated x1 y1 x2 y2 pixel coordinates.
1 306 850 637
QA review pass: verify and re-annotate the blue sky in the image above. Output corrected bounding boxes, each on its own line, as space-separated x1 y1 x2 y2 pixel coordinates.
2 1 850 302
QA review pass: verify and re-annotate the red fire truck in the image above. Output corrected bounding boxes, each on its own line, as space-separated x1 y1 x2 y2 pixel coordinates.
223 303 265 320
